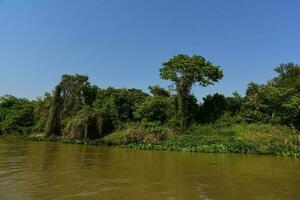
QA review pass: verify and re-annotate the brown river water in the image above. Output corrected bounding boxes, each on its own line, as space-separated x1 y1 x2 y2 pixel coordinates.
0 137 300 200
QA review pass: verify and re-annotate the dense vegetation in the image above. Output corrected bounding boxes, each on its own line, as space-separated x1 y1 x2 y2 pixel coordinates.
1 55 299 156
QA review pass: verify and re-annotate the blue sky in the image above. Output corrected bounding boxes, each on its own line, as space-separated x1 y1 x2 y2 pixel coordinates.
0 0 299 100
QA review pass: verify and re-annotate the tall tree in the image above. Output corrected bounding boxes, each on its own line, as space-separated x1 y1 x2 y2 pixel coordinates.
46 85 63 136
160 54 223 132
46 74 97 136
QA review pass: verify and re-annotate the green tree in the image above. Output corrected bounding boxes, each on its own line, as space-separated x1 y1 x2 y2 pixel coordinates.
32 92 52 132
281 94 300 130
246 82 262 96
59 74 97 117
148 85 170 97
134 96 175 123
226 92 243 116
93 87 149 129
46 74 99 136
186 94 200 124
199 93 227 123
46 85 63 136
272 63 300 92
0 95 34 135
242 82 299 127
160 54 223 132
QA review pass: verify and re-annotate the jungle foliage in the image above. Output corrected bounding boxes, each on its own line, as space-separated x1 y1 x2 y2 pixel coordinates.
1 56 299 151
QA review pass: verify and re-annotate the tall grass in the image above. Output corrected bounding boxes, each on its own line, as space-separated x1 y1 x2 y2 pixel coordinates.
122 123 300 157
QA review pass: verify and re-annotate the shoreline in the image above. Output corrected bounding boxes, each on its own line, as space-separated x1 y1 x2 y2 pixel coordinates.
2 125 299 158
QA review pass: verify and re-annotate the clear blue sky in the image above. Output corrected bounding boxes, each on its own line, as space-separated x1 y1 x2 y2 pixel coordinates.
1 0 300 100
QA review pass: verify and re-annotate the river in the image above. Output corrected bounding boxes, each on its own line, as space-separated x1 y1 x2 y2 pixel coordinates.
0 137 300 200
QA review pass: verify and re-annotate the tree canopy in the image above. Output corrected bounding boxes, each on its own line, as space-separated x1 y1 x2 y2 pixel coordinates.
160 54 223 132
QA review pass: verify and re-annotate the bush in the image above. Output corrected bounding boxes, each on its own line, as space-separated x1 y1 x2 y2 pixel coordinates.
103 122 174 145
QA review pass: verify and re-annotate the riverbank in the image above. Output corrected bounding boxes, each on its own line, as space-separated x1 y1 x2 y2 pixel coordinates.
22 123 300 158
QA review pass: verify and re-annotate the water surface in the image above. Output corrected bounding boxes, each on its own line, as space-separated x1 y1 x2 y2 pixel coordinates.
0 138 300 200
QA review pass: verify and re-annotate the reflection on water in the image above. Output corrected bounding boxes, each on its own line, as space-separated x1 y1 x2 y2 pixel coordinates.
0 137 300 200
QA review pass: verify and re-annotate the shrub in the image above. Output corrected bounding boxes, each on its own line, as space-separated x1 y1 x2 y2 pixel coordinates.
103 122 174 145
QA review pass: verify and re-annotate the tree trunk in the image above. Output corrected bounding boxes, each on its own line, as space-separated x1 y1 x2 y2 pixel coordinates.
177 87 188 133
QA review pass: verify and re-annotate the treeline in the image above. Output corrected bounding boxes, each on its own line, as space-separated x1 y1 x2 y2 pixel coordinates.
0 55 299 140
